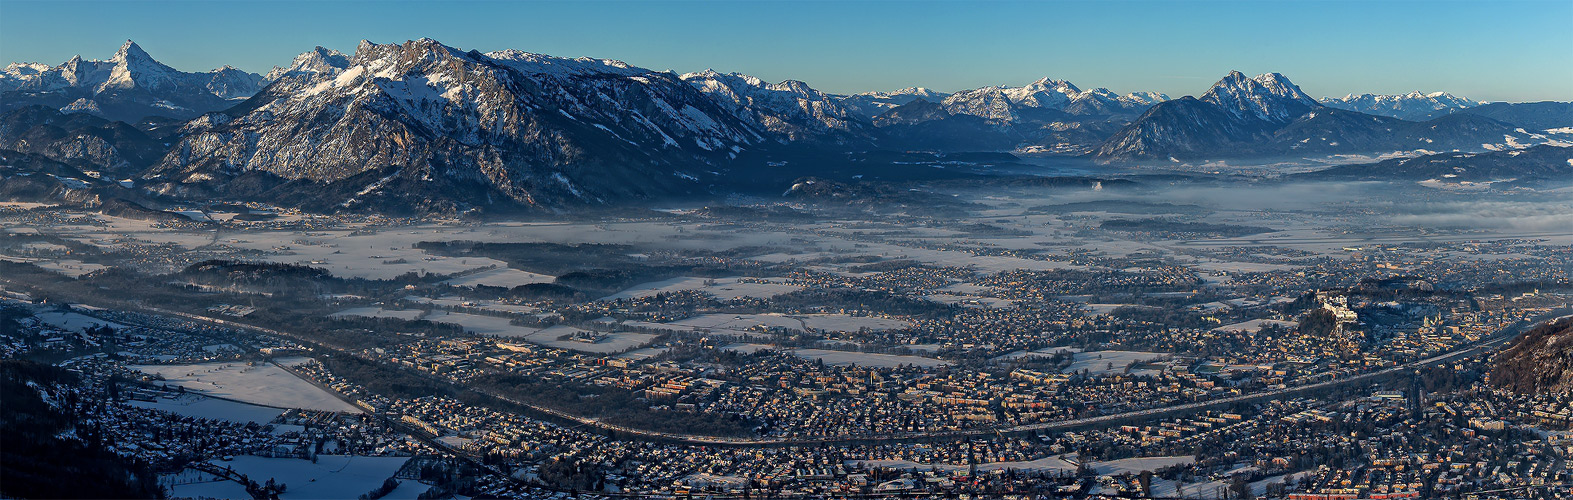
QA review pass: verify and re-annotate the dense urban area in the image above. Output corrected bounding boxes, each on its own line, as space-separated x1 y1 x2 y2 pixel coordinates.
2 176 1570 499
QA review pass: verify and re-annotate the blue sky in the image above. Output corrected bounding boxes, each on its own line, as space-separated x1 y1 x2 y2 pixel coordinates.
2 0 1569 101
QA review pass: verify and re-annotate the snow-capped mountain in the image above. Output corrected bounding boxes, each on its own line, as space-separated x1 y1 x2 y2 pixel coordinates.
144 39 764 213
1319 91 1483 121
839 87 949 119
1199 71 1321 124
0 62 52 89
3 39 1561 213
262 46 352 84
941 78 1168 122
0 40 263 122
1095 71 1534 161
205 66 265 99
679 70 866 142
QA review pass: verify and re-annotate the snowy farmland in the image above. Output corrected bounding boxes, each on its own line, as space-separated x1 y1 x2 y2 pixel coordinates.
129 394 286 424
1063 350 1175 376
192 455 415 500
442 267 554 288
131 362 362 413
1214 318 1300 333
516 325 657 353
34 311 126 333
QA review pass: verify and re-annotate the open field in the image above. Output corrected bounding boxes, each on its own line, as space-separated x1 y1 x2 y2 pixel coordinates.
1064 350 1175 376
516 325 656 353
442 267 554 288
211 455 412 500
129 394 286 424
34 311 125 333
130 362 363 413
164 470 255 500
1215 318 1300 333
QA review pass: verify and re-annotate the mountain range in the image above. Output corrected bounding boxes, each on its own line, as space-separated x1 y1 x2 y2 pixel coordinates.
1 39 1568 213
1319 91 1482 121
1 41 263 123
1091 71 1556 161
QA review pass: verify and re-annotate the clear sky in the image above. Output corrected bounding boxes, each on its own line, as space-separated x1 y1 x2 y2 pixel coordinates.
2 0 1569 102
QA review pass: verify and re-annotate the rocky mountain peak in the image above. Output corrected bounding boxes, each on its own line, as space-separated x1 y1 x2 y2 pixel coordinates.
1201 70 1319 123
112 40 153 63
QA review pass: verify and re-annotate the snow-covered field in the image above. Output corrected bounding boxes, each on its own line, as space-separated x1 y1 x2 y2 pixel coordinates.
721 343 777 354
1080 303 1140 316
1214 318 1299 333
442 267 554 288
1092 455 1195 475
131 362 362 413
1063 350 1174 376
205 455 413 500
164 469 255 500
994 346 1080 361
616 346 670 360
35 311 126 333
129 394 286 424
516 325 656 353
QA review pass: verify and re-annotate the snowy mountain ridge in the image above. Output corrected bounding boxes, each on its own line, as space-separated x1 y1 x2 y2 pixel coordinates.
0 40 263 122
1199 71 1321 124
679 69 864 142
1095 70 1544 162
1319 91 1484 121
839 87 952 119
940 77 1170 122
144 38 766 213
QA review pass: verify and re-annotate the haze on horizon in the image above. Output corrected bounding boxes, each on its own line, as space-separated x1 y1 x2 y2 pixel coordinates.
1 0 1570 102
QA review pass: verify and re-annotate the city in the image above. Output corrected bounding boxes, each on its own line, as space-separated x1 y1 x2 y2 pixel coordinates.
1 1 1570 499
